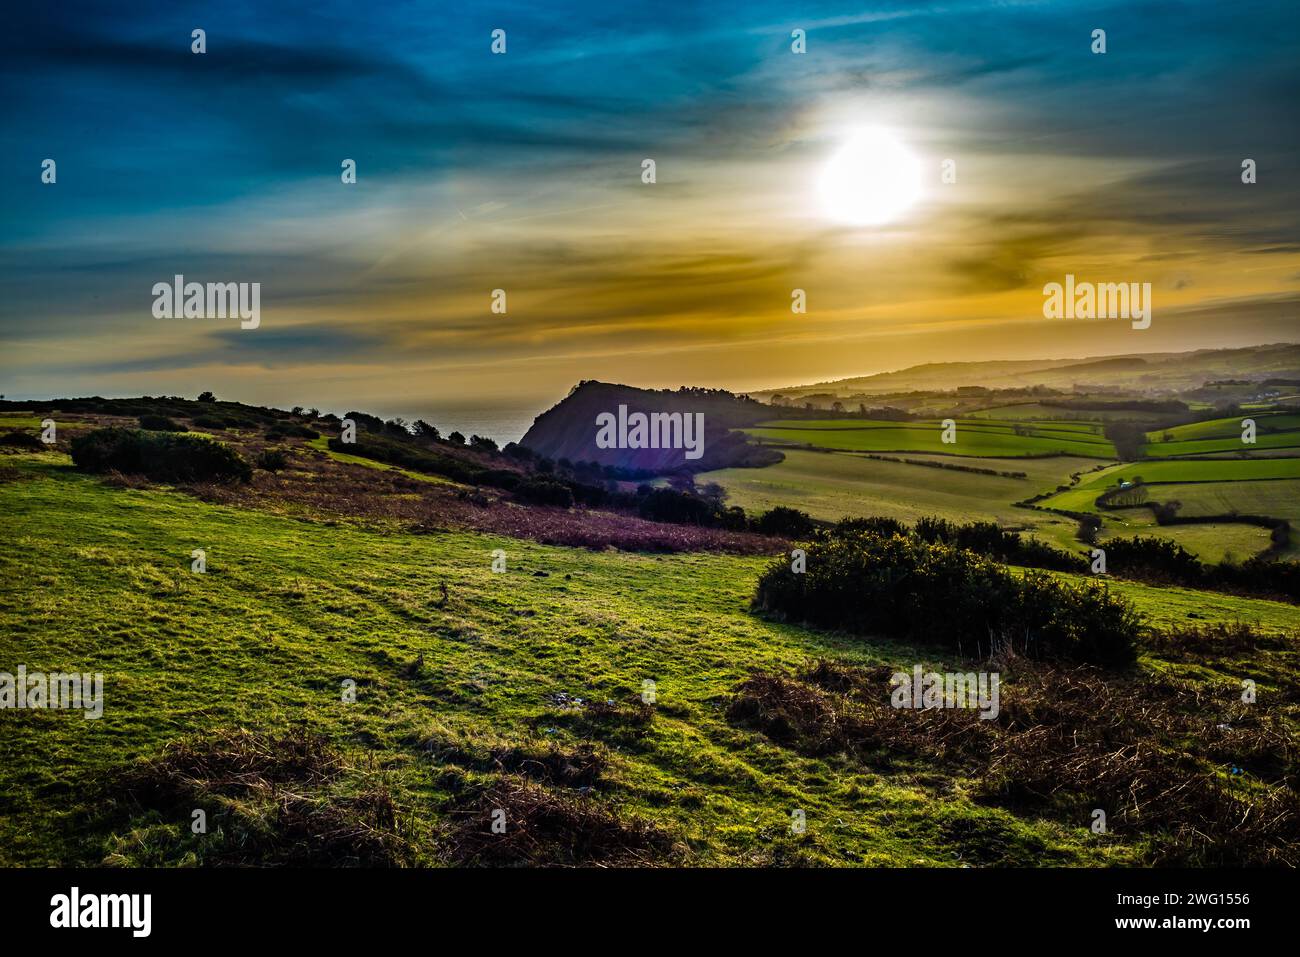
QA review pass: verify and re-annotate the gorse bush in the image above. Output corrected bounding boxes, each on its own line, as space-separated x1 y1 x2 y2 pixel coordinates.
753 505 817 538
266 423 319 440
71 428 252 484
913 516 1086 572
256 448 288 472
1101 536 1202 584
636 487 720 525
0 431 44 449
753 529 1139 667
513 477 574 508
138 414 188 432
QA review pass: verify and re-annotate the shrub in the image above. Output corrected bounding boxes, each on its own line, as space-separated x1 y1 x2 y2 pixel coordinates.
514 478 574 508
266 423 319 440
913 515 1084 572
833 516 906 538
477 468 521 491
636 487 717 525
71 428 252 484
138 414 188 432
1101 536 1202 584
256 449 288 472
753 529 1138 666
0 431 44 450
753 506 815 538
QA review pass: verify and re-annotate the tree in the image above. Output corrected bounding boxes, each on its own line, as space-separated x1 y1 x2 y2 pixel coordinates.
197 391 216 403
700 482 728 506
448 431 466 445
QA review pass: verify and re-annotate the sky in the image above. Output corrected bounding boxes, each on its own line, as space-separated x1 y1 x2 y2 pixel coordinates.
2 0 1298 421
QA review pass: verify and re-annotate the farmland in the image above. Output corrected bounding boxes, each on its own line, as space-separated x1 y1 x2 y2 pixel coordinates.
1142 412 1300 458
744 418 1114 458
698 449 1091 553
712 402 1300 564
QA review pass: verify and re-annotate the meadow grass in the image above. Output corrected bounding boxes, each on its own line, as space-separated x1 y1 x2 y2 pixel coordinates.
3 455 1296 866
0 457 1127 867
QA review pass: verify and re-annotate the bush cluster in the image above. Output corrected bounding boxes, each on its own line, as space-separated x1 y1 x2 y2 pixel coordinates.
753 528 1139 666
71 428 252 484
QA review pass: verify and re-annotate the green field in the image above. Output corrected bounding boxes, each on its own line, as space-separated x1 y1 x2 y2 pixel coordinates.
1098 519 1276 565
1030 458 1300 561
3 454 1300 867
1146 412 1300 442
722 419 1300 563
0 414 61 430
746 419 1114 458
966 404 1162 423
698 449 1092 551
1131 479 1300 560
1071 458 1300 489
1143 412 1300 458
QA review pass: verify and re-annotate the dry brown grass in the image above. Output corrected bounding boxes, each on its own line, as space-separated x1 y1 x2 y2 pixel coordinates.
181 439 781 554
728 658 1300 865
443 775 678 867
112 728 412 866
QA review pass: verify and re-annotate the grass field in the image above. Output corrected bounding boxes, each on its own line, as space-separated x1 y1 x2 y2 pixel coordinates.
1164 479 1300 524
6 455 1298 866
0 414 61 430
1069 458 1300 490
966 404 1164 423
697 449 1093 551
1097 518 1276 565
1030 458 1300 561
1143 412 1300 458
746 419 1114 458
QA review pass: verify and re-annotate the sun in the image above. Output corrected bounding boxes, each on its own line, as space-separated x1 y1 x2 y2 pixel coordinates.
818 128 923 227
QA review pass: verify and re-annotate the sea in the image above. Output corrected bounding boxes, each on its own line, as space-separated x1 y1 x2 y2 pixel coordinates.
383 400 546 446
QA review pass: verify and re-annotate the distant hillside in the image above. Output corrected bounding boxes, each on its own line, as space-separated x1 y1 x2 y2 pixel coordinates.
521 381 780 473
756 343 1300 398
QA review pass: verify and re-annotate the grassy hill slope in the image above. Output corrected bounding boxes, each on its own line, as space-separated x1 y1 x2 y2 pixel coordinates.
6 454 1298 866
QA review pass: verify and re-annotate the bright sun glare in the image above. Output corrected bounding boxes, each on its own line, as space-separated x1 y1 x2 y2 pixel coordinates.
819 128 923 227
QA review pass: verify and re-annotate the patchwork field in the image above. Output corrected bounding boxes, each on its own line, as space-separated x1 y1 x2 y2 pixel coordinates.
745 419 1114 458
721 403 1300 564
1067 458 1300 490
1142 412 1300 458
966 404 1167 423
697 449 1092 552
